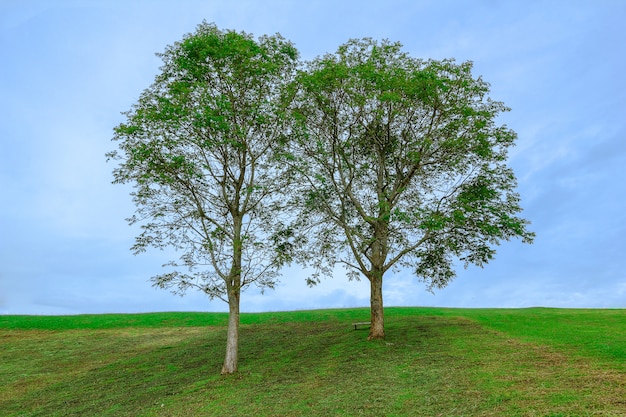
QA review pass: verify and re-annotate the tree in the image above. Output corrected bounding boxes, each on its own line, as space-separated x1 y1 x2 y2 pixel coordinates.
287 39 534 339
107 22 299 373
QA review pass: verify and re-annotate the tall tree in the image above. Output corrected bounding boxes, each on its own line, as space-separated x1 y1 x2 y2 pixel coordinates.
107 22 299 373
287 39 534 339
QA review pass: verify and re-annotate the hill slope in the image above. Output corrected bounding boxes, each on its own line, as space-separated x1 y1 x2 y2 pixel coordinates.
1 308 624 416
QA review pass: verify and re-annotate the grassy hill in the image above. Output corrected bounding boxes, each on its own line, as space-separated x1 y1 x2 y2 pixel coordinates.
1 307 624 416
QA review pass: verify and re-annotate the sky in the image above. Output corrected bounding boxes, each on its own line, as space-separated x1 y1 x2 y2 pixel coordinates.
1 0 625 315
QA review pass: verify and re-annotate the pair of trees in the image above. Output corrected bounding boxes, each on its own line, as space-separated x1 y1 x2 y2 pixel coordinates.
107 22 533 374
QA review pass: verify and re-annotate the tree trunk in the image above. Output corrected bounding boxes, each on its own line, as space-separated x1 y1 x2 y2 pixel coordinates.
221 289 240 374
368 275 385 339
221 212 243 374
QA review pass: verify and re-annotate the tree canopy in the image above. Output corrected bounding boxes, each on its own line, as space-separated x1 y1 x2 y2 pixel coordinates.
286 38 534 338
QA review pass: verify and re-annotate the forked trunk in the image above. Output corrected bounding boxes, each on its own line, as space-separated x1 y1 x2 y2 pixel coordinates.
368 275 385 339
221 290 240 374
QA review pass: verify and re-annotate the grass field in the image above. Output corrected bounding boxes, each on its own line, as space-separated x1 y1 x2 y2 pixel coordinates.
1 307 624 416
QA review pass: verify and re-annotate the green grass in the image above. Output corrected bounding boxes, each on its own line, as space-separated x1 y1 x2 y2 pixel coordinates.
1 308 624 416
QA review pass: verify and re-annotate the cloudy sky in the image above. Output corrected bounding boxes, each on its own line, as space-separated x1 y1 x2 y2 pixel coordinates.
1 0 624 315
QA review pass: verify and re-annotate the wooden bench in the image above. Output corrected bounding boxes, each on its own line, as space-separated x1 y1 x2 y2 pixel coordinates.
352 321 371 330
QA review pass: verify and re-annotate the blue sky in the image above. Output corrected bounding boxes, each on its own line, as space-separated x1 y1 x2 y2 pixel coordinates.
1 0 624 315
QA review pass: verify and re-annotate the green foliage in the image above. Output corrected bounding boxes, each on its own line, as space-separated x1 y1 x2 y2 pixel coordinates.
2 308 624 416
107 22 299 302
286 38 534 292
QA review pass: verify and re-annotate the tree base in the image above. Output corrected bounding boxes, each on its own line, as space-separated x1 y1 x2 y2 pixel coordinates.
367 332 385 340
